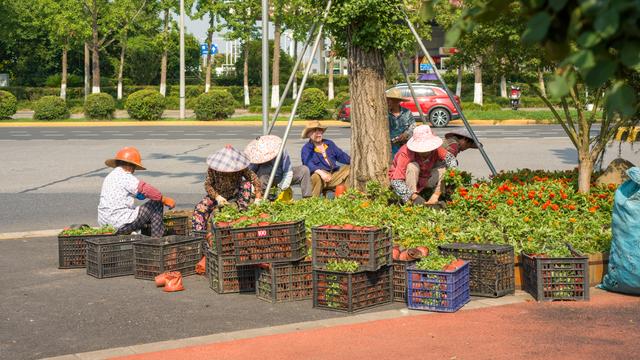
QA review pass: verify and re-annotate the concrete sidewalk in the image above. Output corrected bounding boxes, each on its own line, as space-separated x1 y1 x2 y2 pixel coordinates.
43 288 640 360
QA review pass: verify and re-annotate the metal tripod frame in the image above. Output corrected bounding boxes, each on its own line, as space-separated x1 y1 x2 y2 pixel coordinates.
261 1 498 199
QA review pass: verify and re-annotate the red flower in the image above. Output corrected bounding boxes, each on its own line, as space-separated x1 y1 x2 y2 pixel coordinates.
551 204 559 211
568 204 576 211
548 192 556 199
507 199 514 206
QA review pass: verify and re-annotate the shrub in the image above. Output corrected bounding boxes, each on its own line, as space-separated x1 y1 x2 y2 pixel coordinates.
194 90 236 120
297 88 328 119
0 90 18 119
33 96 69 120
125 89 165 120
45 74 84 87
329 91 350 108
84 93 116 119
460 102 483 111
483 103 502 111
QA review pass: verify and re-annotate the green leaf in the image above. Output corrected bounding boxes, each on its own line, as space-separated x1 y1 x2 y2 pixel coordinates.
594 9 619 38
605 82 636 117
522 12 551 44
549 0 569 12
577 31 602 48
567 50 596 70
445 26 462 47
548 74 571 98
584 60 616 87
620 43 640 68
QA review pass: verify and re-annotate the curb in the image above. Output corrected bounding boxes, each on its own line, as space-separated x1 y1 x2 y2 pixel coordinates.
41 290 538 360
0 229 61 240
0 119 554 128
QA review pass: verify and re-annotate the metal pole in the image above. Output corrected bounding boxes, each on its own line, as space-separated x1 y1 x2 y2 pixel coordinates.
261 0 269 135
396 54 427 124
264 0 332 199
267 21 320 134
179 0 185 119
404 14 497 176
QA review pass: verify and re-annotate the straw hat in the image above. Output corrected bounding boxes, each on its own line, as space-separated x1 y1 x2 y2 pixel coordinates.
406 125 443 153
385 88 409 102
445 128 480 149
206 145 251 172
105 146 146 170
301 120 328 139
244 135 283 164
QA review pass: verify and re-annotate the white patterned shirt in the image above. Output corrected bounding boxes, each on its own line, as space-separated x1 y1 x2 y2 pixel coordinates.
98 167 140 229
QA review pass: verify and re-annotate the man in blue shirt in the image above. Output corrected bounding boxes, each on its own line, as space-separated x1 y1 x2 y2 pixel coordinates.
387 88 416 157
300 121 351 197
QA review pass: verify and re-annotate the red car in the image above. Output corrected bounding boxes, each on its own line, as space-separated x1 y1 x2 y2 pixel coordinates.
337 83 461 127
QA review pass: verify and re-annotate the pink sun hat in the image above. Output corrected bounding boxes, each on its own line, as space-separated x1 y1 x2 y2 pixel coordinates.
406 125 443 153
244 135 283 164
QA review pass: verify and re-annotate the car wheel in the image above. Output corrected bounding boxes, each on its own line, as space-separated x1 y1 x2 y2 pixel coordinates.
429 108 451 127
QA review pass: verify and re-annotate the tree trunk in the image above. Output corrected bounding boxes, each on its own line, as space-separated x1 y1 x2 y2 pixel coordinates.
414 51 419 75
292 40 297 99
500 75 507 98
473 61 483 105
347 30 390 190
91 0 100 94
327 53 335 100
159 9 169 97
84 42 90 100
117 35 126 100
60 45 68 100
577 150 593 193
271 19 281 108
205 12 214 93
318 36 325 75
538 69 546 97
455 66 462 97
243 43 250 106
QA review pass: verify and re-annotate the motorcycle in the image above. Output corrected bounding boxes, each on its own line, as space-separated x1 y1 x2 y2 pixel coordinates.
510 85 521 110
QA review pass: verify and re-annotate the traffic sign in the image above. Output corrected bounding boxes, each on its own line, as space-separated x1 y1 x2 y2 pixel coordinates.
419 63 432 71
200 43 219 56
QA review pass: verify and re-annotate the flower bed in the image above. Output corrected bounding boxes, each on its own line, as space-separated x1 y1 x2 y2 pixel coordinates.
214 169 614 268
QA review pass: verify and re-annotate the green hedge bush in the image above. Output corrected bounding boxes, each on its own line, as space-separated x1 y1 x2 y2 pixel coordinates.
329 91 350 108
84 93 116 119
0 90 18 119
193 90 235 120
125 90 165 120
297 88 328 120
33 96 69 120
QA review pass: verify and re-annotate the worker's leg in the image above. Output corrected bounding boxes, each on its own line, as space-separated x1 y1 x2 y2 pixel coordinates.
118 200 165 237
191 195 216 232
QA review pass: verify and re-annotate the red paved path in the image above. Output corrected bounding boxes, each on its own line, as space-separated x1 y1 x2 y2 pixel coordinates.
116 292 639 360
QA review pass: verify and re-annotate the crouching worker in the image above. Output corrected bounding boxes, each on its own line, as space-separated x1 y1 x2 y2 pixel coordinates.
245 135 312 199
98 147 176 237
192 145 263 232
388 125 446 205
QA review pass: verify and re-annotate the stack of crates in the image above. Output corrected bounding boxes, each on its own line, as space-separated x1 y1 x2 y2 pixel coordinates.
311 226 393 313
206 222 256 294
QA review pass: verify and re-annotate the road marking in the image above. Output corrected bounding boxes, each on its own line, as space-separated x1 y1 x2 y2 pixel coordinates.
11 134 30 136
43 134 64 136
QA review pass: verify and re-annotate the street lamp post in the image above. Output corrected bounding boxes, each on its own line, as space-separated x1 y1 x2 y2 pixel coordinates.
179 0 186 119
261 0 269 135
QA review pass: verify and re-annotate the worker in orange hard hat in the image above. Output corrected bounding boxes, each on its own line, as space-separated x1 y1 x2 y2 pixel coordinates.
98 146 176 237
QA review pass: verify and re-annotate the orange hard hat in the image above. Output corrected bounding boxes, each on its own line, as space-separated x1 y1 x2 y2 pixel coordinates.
105 146 146 170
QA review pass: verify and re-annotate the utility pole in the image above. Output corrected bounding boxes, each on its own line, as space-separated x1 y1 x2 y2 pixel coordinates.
261 0 269 134
179 0 186 119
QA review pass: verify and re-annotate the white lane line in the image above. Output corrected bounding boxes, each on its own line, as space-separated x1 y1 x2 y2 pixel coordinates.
11 134 30 136
43 134 64 136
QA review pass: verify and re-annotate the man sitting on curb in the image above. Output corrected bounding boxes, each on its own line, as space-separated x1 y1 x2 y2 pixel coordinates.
301 121 351 197
388 125 446 205
98 146 175 237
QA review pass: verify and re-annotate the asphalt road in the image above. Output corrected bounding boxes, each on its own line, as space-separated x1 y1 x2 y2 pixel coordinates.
0 124 637 232
0 236 394 360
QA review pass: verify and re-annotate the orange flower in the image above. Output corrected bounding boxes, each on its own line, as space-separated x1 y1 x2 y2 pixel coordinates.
598 194 607 199
506 199 514 206
549 192 556 199
524 216 531 222
569 218 577 223
588 206 597 213
449 170 456 178
608 183 616 190
561 193 568 200
551 204 559 211
568 204 576 211
473 183 480 188
533 200 540 206
360 202 370 208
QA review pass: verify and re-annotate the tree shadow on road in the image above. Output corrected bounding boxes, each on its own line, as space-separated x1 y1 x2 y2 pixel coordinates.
550 147 578 165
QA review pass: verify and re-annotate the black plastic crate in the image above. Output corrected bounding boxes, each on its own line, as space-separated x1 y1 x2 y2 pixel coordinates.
393 260 416 302
521 246 589 301
211 223 234 256
207 247 256 294
133 235 203 280
58 233 117 269
142 210 191 236
232 220 307 265
86 235 147 278
312 226 392 271
407 262 470 313
256 260 312 303
438 243 515 297
313 266 393 313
